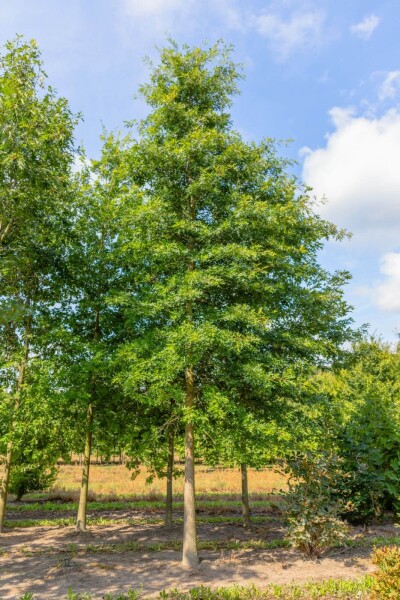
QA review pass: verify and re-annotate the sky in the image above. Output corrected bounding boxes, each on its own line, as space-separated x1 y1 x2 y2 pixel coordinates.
1 0 399 342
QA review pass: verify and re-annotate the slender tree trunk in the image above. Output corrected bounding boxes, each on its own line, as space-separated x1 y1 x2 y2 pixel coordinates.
0 441 13 533
0 312 32 533
76 403 93 532
241 463 251 528
0 220 12 245
182 366 199 568
165 425 174 529
76 306 100 532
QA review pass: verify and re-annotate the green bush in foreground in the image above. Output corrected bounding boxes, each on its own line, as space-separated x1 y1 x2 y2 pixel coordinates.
371 545 400 599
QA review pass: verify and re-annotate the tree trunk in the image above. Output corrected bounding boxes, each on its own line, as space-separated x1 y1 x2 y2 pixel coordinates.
0 312 31 533
165 425 174 529
0 440 13 533
182 366 199 568
76 403 93 532
241 463 251 528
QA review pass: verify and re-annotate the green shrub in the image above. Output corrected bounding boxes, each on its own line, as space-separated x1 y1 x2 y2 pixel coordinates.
282 453 349 556
371 545 400 598
326 339 400 525
9 462 57 501
331 404 400 525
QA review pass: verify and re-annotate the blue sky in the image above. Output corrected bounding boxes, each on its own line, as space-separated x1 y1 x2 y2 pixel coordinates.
1 0 400 341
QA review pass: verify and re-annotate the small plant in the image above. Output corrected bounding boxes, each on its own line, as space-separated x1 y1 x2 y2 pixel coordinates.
371 545 400 598
282 453 349 556
66 588 92 600
103 591 140 600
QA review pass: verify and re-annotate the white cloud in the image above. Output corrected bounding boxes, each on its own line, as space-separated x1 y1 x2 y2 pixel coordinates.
213 0 246 31
211 1 328 60
374 253 400 312
120 0 194 31
379 71 400 101
302 108 400 249
350 14 380 40
122 0 186 18
250 9 325 60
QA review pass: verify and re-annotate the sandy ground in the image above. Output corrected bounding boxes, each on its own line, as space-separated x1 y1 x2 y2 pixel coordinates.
0 519 382 600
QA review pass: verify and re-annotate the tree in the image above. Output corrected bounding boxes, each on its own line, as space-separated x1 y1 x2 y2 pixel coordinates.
116 40 354 567
122 400 182 529
198 403 280 527
59 135 131 531
0 37 77 531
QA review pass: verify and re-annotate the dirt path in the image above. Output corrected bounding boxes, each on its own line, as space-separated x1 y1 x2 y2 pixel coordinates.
0 522 381 599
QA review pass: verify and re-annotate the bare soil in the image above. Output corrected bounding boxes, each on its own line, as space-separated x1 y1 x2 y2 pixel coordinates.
0 511 387 600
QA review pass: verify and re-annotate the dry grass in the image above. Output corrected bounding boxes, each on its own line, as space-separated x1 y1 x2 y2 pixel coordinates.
52 465 287 499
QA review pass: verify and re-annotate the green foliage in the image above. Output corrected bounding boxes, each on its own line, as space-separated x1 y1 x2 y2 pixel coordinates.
371 546 400 599
282 453 349 556
0 37 359 565
17 580 374 600
336 342 400 523
156 580 372 599
0 35 77 325
311 339 400 524
116 41 354 524
9 462 57 501
67 590 92 600
103 592 140 600
0 34 78 528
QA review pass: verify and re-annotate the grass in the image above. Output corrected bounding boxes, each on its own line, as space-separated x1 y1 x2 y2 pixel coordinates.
7 498 280 513
17 578 374 599
8 533 400 558
154 579 374 599
50 465 287 498
154 580 374 599
10 538 290 556
4 514 279 528
83 538 290 554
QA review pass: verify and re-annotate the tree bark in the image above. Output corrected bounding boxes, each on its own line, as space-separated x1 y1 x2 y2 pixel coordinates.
0 220 12 246
0 312 32 533
76 403 93 532
241 462 251 528
0 441 13 533
182 366 199 567
165 425 174 529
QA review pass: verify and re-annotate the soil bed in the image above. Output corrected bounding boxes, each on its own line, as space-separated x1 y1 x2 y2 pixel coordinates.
0 519 391 599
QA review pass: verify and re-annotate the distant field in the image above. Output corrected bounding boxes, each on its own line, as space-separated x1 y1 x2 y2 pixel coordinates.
53 464 287 498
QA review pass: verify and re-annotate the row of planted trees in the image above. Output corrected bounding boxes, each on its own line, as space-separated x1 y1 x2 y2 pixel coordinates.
0 37 356 567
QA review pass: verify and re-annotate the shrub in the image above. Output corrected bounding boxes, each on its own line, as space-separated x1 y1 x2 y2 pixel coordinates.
371 546 400 599
325 339 400 525
9 462 58 501
282 453 349 556
330 390 400 525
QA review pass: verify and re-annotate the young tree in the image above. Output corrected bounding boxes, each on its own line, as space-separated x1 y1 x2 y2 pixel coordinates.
0 37 77 531
117 41 354 567
61 135 131 531
199 404 279 527
122 400 182 529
